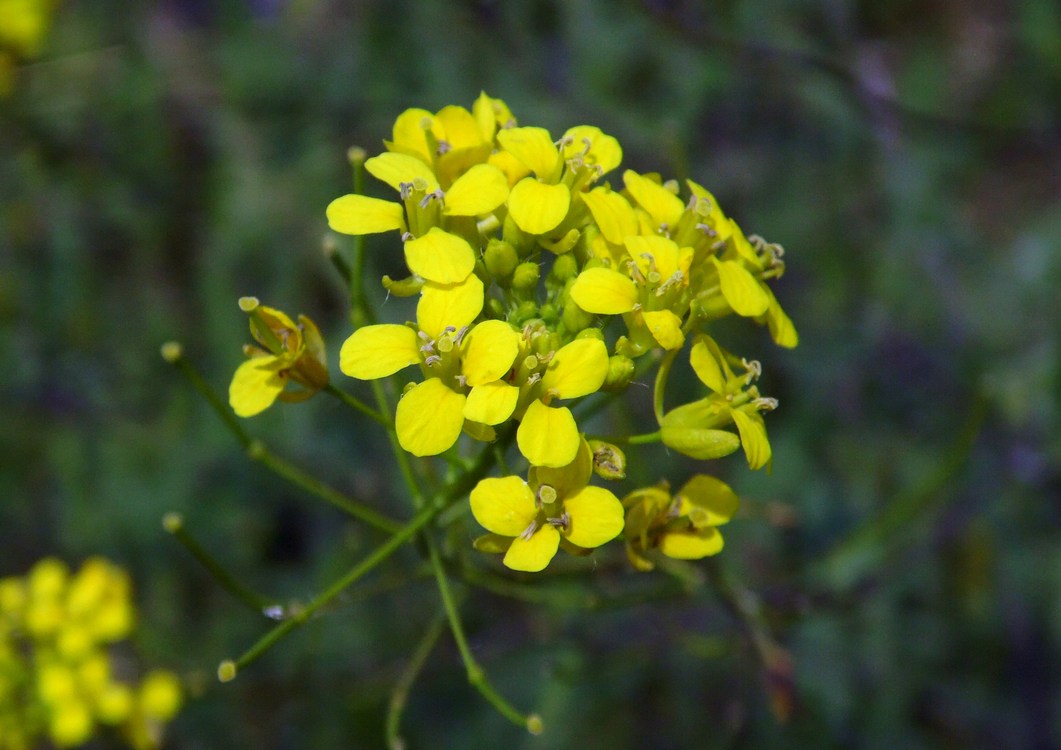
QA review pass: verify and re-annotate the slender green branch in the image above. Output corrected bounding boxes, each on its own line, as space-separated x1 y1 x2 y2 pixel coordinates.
247 441 402 533
224 504 440 675
386 606 448 750
653 348 679 423
324 382 390 427
425 535 538 733
594 430 661 446
163 512 275 614
163 343 251 449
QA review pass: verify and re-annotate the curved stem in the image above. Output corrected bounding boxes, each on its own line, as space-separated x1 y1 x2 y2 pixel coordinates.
386 606 447 750
653 348 679 424
324 383 390 427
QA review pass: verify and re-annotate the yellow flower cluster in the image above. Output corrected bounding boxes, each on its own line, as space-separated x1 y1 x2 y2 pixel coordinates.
231 92 796 574
0 0 56 95
0 558 182 749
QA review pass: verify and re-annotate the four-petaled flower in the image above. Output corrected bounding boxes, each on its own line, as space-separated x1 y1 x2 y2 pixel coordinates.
470 438 625 572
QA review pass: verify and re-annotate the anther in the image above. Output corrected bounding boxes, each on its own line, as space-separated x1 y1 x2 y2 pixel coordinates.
695 222 719 238
519 521 538 541
424 355 441 367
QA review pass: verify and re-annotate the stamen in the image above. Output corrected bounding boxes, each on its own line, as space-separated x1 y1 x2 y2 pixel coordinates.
546 512 570 531
519 520 538 541
455 374 467 388
418 189 444 209
755 397 779 412
742 359 762 382
400 182 415 200
436 140 451 155
424 354 442 367
695 222 719 238
525 372 541 386
402 231 415 242
452 325 470 347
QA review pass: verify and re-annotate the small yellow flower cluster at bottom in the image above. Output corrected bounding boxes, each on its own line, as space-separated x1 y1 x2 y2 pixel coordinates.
0 557 182 749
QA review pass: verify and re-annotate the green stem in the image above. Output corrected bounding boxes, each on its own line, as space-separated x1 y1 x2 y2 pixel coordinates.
426 535 535 731
163 513 275 614
228 504 439 673
596 430 661 445
324 382 390 427
167 352 252 449
247 441 402 534
653 348 679 423
386 606 448 750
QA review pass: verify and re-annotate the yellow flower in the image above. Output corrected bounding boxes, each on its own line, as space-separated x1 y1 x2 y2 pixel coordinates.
622 475 739 571
470 438 625 572
513 335 610 468
660 335 775 470
340 275 524 457
228 298 329 418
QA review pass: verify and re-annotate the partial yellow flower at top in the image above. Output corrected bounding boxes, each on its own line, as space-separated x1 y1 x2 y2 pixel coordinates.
228 298 329 418
622 474 739 571
470 437 625 572
340 274 524 457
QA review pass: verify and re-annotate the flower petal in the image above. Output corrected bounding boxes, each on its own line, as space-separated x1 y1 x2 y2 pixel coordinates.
462 319 520 386
507 179 570 235
623 170 684 228
395 379 466 456
689 336 726 393
581 187 637 245
570 267 638 315
625 235 682 279
339 324 420 380
731 408 772 470
711 257 769 317
677 475 739 527
229 358 285 417
497 126 560 178
443 163 509 216
463 381 520 425
326 195 404 235
659 528 724 559
434 105 484 150
365 152 439 193
416 275 484 339
641 310 685 351
470 476 537 536
404 228 475 284
503 525 560 572
541 338 609 399
562 486 625 549
517 401 580 468
386 108 436 165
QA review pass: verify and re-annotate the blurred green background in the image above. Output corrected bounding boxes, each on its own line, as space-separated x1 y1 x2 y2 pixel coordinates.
2 0 1059 747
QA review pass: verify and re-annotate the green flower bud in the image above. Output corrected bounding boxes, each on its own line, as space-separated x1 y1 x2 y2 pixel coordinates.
603 354 635 390
562 296 594 333
512 262 540 292
549 251 579 283
484 238 519 281
588 440 626 480
381 274 424 297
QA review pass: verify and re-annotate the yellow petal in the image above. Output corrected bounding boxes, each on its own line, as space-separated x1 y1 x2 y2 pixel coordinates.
625 234 681 279
507 179 570 235
562 125 622 176
659 528 724 559
711 257 770 317
497 126 560 178
623 170 684 228
365 152 439 193
434 105 483 150
464 381 520 425
689 336 725 392
677 475 739 526
517 401 580 468
443 163 510 216
503 525 560 572
470 476 537 536
581 187 638 245
395 379 466 456
416 275 484 339
731 409 772 470
388 108 436 164
229 358 285 417
641 310 685 350
339 324 420 380
462 319 520 386
541 338 609 399
763 286 799 348
562 486 625 548
403 228 475 284
326 194 404 235
570 267 637 314
488 150 532 186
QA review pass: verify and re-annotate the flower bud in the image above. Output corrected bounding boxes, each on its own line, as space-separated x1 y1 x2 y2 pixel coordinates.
603 354 635 390
549 252 579 283
484 238 519 281
561 295 593 333
588 440 626 480
381 274 425 297
512 262 540 292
